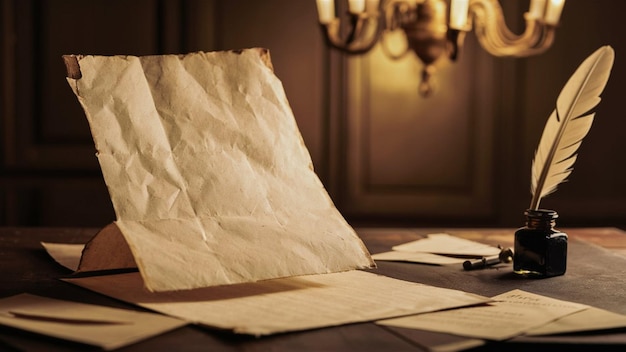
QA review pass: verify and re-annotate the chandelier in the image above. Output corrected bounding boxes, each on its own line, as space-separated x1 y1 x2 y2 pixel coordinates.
315 0 566 96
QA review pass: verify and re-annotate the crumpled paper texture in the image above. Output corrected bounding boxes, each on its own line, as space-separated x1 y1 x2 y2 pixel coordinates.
66 48 374 291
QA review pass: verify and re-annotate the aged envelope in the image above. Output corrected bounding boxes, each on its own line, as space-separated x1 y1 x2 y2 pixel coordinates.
378 289 588 340
63 270 491 336
64 49 374 292
0 294 186 350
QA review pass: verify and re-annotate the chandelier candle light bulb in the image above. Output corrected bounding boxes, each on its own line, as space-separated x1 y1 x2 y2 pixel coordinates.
528 0 547 19
527 0 564 24
316 0 335 24
449 0 469 30
544 0 565 25
348 0 366 13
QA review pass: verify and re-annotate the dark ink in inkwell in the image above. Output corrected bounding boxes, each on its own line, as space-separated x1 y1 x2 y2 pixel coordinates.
513 209 567 278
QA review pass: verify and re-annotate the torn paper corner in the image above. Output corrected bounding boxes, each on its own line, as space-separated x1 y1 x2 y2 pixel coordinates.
65 48 374 292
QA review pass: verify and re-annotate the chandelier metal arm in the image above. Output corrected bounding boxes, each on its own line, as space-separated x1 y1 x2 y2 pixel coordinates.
468 0 557 57
320 13 383 55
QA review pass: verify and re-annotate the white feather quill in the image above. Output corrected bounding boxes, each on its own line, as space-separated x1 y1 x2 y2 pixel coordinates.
530 45 615 210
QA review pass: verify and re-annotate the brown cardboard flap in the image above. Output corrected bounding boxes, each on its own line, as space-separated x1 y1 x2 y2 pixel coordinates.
63 55 82 79
77 222 137 273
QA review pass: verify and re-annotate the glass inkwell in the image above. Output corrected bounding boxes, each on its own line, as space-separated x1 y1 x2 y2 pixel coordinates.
513 209 567 278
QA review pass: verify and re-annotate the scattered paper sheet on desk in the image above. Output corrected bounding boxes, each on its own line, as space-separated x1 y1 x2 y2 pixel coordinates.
372 233 501 265
392 233 501 256
41 242 491 335
378 289 588 340
0 294 186 350
526 306 626 336
63 270 492 336
63 48 374 292
371 250 466 265
40 242 84 271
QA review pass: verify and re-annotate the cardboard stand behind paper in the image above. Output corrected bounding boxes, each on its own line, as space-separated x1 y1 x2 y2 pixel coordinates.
76 222 136 273
63 48 374 292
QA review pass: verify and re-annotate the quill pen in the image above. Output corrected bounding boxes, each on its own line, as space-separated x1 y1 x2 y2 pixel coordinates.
530 45 615 210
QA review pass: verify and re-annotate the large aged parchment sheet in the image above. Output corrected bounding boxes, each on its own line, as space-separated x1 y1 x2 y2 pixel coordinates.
65 49 374 292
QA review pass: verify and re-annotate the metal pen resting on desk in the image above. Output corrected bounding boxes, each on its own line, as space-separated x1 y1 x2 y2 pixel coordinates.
463 247 514 270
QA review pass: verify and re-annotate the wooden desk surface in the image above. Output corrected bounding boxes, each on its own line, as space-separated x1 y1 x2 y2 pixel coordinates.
1 227 625 351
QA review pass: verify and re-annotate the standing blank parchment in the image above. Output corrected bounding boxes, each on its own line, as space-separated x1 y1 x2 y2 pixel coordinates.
65 49 374 292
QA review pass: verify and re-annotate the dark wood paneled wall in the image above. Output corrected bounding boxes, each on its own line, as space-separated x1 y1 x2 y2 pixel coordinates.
0 0 209 226
1 0 625 228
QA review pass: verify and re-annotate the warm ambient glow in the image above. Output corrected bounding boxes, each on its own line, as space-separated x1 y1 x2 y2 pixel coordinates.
316 0 566 96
